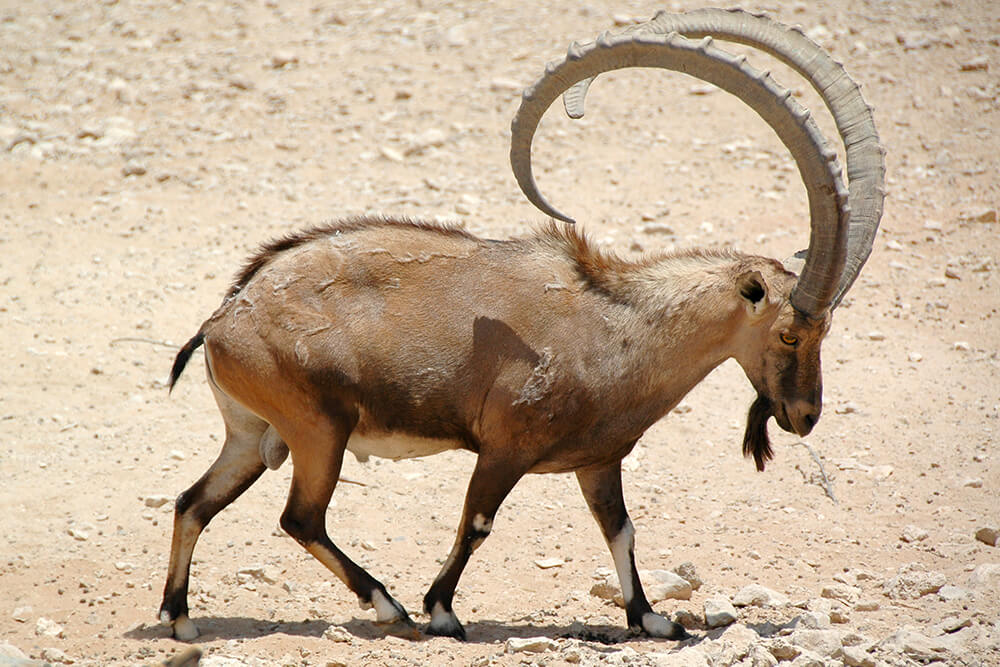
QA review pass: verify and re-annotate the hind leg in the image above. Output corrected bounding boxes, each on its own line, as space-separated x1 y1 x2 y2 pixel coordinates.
160 381 268 641
277 411 413 632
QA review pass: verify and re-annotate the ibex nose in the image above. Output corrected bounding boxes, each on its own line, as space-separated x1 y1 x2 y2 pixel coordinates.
788 400 821 436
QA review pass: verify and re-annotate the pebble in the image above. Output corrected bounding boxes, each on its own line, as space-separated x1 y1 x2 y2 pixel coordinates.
12 606 32 622
967 563 1000 588
270 51 298 69
937 585 970 601
732 583 788 608
703 596 738 628
959 206 997 223
837 645 876 667
322 626 352 643
122 160 147 177
959 56 989 72
144 495 173 508
35 617 65 638
236 566 278 585
821 583 861 605
672 561 702 590
963 477 984 488
506 636 557 653
878 627 959 663
952 341 971 351
900 525 929 543
975 526 999 547
865 331 885 341
883 563 946 600
534 557 565 569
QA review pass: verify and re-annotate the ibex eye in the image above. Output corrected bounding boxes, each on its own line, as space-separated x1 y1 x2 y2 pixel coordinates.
780 333 798 346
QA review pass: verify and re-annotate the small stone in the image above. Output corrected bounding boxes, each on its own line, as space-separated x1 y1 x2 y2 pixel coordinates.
703 596 737 628
879 627 956 663
535 557 565 570
12 606 32 622
798 610 831 629
901 525 929 543
837 645 876 667
854 599 880 611
40 647 73 664
642 569 693 601
937 584 970 601
821 583 861 605
122 160 147 177
959 207 997 223
964 477 984 488
791 628 843 658
379 146 404 162
67 526 90 541
959 56 989 72
35 617 65 638
975 526 1000 547
767 637 800 661
937 616 972 634
967 563 1000 588
672 561 703 590
673 608 701 629
866 331 885 341
144 495 172 508
906 351 923 363
322 626 352 643
639 222 675 235
883 563 946 599
114 561 136 574
270 51 298 68
733 583 788 608
952 341 971 351
506 636 557 653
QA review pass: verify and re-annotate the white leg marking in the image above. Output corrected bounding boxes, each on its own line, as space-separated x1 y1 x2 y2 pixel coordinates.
472 513 493 534
642 611 673 637
172 615 200 642
370 589 403 623
427 601 461 635
608 519 636 608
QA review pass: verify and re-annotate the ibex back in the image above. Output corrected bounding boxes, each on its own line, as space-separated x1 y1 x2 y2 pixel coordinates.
160 8 883 642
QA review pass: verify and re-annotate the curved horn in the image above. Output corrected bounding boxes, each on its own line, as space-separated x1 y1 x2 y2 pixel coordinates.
559 8 886 310
510 30 849 316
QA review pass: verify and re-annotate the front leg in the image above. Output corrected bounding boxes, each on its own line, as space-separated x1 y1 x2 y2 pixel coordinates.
576 462 688 639
422 454 528 640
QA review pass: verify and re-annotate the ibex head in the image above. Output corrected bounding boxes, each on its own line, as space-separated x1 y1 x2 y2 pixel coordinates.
508 9 886 470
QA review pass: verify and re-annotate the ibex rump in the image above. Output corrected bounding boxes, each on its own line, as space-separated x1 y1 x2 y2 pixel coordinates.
160 9 884 642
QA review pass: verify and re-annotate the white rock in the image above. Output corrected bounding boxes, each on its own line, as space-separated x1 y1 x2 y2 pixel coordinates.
379 145 404 162
647 646 710 666
35 617 65 638
790 628 843 658
821 583 860 605
883 563 946 599
40 647 73 664
732 583 788 607
866 331 885 341
11 606 32 622
506 636 557 653
322 625 352 643
642 569 693 601
837 645 876 667
901 524 929 542
672 561 703 590
967 563 1000 589
975 526 999 546
798 610 831 629
703 596 737 628
144 494 173 508
879 627 957 663
953 341 971 351
0 642 29 659
534 557 565 569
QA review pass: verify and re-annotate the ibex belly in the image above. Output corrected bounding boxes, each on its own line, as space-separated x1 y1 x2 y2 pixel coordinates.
346 430 462 463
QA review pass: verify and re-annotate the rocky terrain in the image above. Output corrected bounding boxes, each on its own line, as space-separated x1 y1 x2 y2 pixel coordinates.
1 0 998 665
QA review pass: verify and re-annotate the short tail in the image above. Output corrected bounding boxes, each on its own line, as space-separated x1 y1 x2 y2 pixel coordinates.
168 332 206 393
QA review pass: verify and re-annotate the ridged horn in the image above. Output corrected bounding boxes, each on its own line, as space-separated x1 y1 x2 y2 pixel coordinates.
559 8 886 310
510 30 850 316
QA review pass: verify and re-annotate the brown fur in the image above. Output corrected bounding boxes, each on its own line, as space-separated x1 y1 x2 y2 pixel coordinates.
161 216 830 642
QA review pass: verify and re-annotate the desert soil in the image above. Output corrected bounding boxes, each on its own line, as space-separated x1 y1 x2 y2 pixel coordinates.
1 0 998 665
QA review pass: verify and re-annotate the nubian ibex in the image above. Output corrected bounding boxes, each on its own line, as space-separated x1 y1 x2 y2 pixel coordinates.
160 8 884 641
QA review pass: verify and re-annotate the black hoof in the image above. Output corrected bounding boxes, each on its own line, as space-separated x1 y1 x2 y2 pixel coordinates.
425 620 466 641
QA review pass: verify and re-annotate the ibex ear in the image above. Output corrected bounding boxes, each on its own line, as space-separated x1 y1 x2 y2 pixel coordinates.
737 270 768 317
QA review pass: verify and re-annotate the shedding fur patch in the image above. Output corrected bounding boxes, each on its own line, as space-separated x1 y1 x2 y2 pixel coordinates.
513 348 555 407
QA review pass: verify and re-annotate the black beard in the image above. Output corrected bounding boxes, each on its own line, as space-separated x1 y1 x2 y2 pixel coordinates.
743 393 774 472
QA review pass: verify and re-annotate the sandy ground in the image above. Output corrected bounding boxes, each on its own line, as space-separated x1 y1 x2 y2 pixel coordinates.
1 0 998 665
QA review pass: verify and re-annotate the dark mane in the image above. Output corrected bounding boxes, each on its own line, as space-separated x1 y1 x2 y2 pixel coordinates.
225 215 477 300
